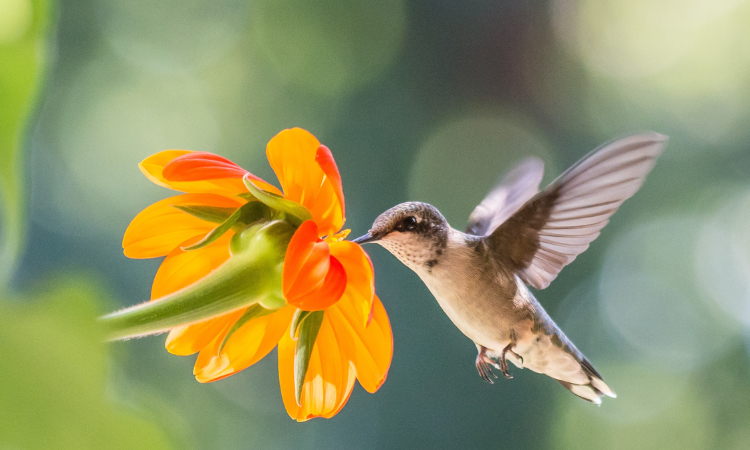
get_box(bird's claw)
[475,346,500,383]
[498,354,513,379]
[476,357,498,383]
[499,342,522,379]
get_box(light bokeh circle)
[599,217,739,372]
[552,366,711,450]
[550,0,750,147]
[95,0,248,73]
[695,188,750,327]
[49,59,222,236]
[409,114,556,228]
[251,0,407,97]
[551,0,749,80]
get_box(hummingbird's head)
[353,202,449,271]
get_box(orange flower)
[122,128,392,421]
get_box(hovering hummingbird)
[353,133,667,404]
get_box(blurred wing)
[466,157,545,236]
[486,133,668,289]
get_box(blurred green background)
[2,0,750,448]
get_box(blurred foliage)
[3,0,750,448]
[0,0,50,286]
[0,276,174,450]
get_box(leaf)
[100,220,295,340]
[171,204,237,224]
[0,0,52,288]
[294,309,324,405]
[218,303,275,352]
[243,175,312,225]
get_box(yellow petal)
[151,233,234,299]
[328,295,392,393]
[278,314,356,421]
[193,307,294,383]
[123,193,241,259]
[329,240,375,324]
[165,310,243,356]
[266,128,344,237]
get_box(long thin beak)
[352,232,379,245]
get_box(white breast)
[415,230,516,348]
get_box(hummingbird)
[353,133,667,404]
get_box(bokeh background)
[2,0,750,448]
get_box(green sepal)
[290,309,313,340]
[218,303,275,352]
[172,204,237,224]
[235,201,272,226]
[100,220,295,341]
[294,310,324,405]
[243,176,312,226]
[182,202,273,251]
[182,208,242,251]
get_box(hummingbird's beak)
[352,232,379,245]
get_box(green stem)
[101,220,293,341]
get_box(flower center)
[324,229,351,244]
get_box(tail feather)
[555,357,616,405]
[557,380,603,405]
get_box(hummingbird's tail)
[503,306,617,405]
[553,357,616,405]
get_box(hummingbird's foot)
[475,346,499,383]
[499,343,522,379]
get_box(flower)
[121,128,392,421]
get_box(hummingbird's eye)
[398,216,418,232]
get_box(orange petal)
[288,256,347,311]
[193,307,295,382]
[278,314,356,421]
[123,193,242,259]
[315,145,345,220]
[329,240,375,324]
[140,150,281,197]
[163,152,248,181]
[282,221,330,299]
[283,222,348,310]
[328,295,392,393]
[266,128,344,236]
[162,152,278,195]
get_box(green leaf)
[0,0,52,288]
[182,208,242,251]
[218,303,275,352]
[100,220,295,341]
[243,175,312,225]
[171,204,237,224]
[294,310,324,405]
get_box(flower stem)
[101,220,294,341]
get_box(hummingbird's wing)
[466,157,545,236]
[485,133,667,289]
